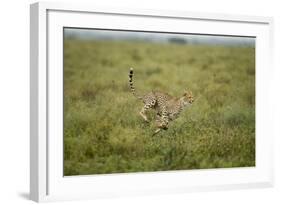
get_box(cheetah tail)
[128,68,142,100]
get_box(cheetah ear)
[183,89,192,96]
[183,90,188,96]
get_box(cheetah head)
[182,90,194,105]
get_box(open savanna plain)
[63,39,255,175]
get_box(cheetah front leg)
[159,108,169,129]
[139,106,149,122]
[139,103,154,122]
[153,114,162,135]
[153,108,169,135]
[153,128,162,135]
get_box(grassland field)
[63,39,255,176]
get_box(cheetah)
[128,68,194,135]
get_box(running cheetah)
[128,68,194,135]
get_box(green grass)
[63,39,255,176]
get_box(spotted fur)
[128,68,194,135]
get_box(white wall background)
[0,0,280,204]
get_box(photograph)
[63,28,255,176]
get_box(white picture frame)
[30,1,274,202]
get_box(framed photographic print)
[30,2,274,202]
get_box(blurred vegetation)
[63,39,255,176]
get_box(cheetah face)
[183,90,194,105]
